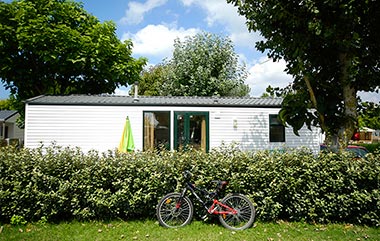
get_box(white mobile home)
[0,110,24,146]
[25,95,322,153]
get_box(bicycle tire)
[218,193,255,231]
[156,192,194,228]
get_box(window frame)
[143,111,171,151]
[174,111,209,152]
[269,114,285,142]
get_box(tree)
[0,97,17,110]
[358,102,380,130]
[227,0,380,147]
[137,64,169,96]
[0,99,11,110]
[0,0,146,102]
[151,32,250,97]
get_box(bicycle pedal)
[201,215,208,220]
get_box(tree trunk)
[339,83,357,148]
[337,53,358,149]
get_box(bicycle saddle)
[218,181,228,190]
[212,180,228,191]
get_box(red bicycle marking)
[207,199,238,215]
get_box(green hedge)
[357,143,380,153]
[0,145,379,226]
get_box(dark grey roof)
[0,110,18,121]
[26,95,282,108]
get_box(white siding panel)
[209,107,321,153]
[285,126,322,154]
[210,108,273,150]
[25,105,143,153]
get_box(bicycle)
[156,171,256,231]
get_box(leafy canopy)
[358,102,380,130]
[228,0,380,146]
[0,0,146,101]
[0,97,18,110]
[139,32,250,97]
[137,64,168,96]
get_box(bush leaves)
[0,145,378,226]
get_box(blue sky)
[1,0,378,102]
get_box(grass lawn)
[0,219,378,241]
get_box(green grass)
[0,219,378,241]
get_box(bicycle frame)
[157,171,256,230]
[178,181,237,216]
[207,199,238,215]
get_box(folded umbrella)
[118,117,135,153]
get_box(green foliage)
[10,215,27,226]
[227,0,380,146]
[135,64,169,96]
[0,99,11,110]
[357,143,380,153]
[0,0,146,117]
[0,145,379,226]
[146,32,250,97]
[0,97,18,110]
[358,102,380,130]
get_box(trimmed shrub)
[357,143,380,153]
[0,145,379,226]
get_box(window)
[0,125,8,139]
[364,132,371,141]
[269,114,285,142]
[175,112,209,152]
[143,111,170,150]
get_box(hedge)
[357,143,380,153]
[0,144,379,226]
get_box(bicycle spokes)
[218,194,255,230]
[223,197,251,222]
[157,193,194,228]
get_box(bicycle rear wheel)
[218,193,255,231]
[156,192,194,228]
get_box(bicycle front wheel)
[156,192,194,228]
[218,193,255,231]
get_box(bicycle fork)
[175,187,189,209]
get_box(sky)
[0,0,379,102]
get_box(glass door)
[174,112,209,152]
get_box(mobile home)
[0,110,24,146]
[25,95,322,153]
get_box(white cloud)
[180,0,236,26]
[120,0,167,25]
[122,24,200,63]
[179,0,262,47]
[180,0,194,6]
[247,57,293,97]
